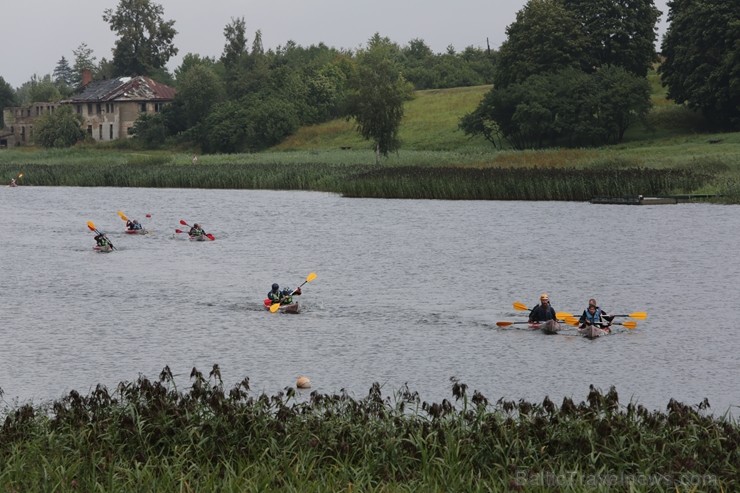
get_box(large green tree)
[494,0,588,89]
[563,0,660,77]
[103,0,178,77]
[659,0,740,129]
[34,105,85,148]
[346,34,413,164]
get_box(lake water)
[1,186,738,416]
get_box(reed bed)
[1,162,719,202]
[0,368,737,492]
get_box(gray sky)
[2,0,670,89]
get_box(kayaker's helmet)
[282,288,291,296]
[540,293,549,302]
[272,283,279,291]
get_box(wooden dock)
[590,194,718,205]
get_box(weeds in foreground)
[0,368,737,492]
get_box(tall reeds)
[0,369,737,491]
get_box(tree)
[494,0,588,88]
[129,113,167,148]
[103,0,178,77]
[563,0,660,77]
[34,105,85,148]
[346,34,413,164]
[0,76,17,127]
[28,74,62,102]
[659,0,740,129]
[53,56,75,88]
[175,64,225,129]
[72,43,97,85]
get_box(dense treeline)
[1,0,739,154]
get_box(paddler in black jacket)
[529,293,557,322]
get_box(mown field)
[2,79,739,202]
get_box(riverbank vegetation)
[2,83,739,202]
[0,368,737,491]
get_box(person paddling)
[126,219,143,231]
[579,298,613,332]
[528,293,557,322]
[94,233,111,248]
[267,283,302,305]
[9,178,17,187]
[189,223,205,237]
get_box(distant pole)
[486,37,491,56]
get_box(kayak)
[125,228,148,235]
[93,244,113,253]
[529,320,562,334]
[579,325,610,339]
[189,234,213,241]
[263,299,301,314]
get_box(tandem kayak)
[93,244,113,253]
[578,325,610,339]
[263,299,301,314]
[529,320,562,334]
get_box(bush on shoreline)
[1,367,737,492]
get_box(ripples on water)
[1,187,738,415]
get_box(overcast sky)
[2,0,670,88]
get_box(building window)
[97,103,102,114]
[87,125,93,136]
[76,105,82,114]
[110,124,113,139]
[21,127,25,142]
[154,102,165,112]
[87,103,93,114]
[140,103,147,112]
[99,125,103,139]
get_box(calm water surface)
[1,186,738,415]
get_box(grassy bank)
[2,84,739,202]
[1,368,737,492]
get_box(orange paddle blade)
[622,321,638,329]
[87,220,96,231]
[556,311,574,320]
[513,301,529,311]
[496,321,514,327]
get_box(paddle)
[270,272,317,313]
[86,220,116,250]
[117,210,129,222]
[557,310,647,320]
[567,318,638,330]
[179,219,215,241]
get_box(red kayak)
[125,228,148,235]
[189,234,215,241]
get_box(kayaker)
[267,283,281,304]
[94,233,110,247]
[267,283,302,305]
[130,219,143,230]
[528,293,557,322]
[189,223,205,237]
[9,178,17,187]
[579,299,613,331]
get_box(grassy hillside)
[273,85,492,152]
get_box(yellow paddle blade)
[513,301,529,311]
[269,303,281,313]
[622,321,638,329]
[306,272,317,283]
[87,220,96,231]
[556,311,574,320]
[117,210,128,221]
[563,316,580,326]
[18,173,23,179]
[496,321,514,327]
[629,312,647,320]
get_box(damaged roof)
[62,76,176,103]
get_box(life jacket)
[267,290,281,303]
[583,308,602,325]
[190,228,203,236]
